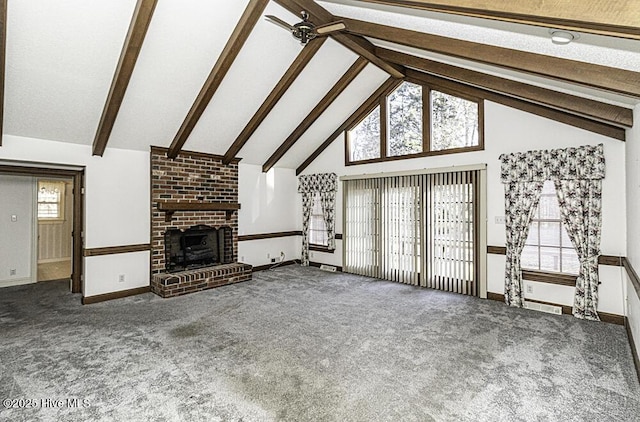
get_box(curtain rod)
[339,163,487,181]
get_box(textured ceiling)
[3,0,639,170]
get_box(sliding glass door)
[344,169,481,296]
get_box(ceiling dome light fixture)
[550,30,577,45]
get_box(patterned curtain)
[503,181,544,307]
[500,144,605,318]
[555,180,602,321]
[319,191,336,250]
[298,173,338,266]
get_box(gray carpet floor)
[1,265,638,421]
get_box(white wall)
[0,174,35,286]
[303,100,627,315]
[626,104,640,357]
[0,135,150,297]
[238,163,302,267]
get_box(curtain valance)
[298,173,337,193]
[500,144,605,183]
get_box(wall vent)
[319,264,337,272]
[524,300,562,315]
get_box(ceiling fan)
[265,11,346,45]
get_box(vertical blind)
[344,170,479,296]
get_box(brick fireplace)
[150,146,251,298]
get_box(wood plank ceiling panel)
[351,0,640,40]
[342,18,640,97]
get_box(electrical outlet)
[526,284,533,294]
[241,256,245,262]
[271,258,276,263]
[495,216,505,224]
[267,253,270,259]
[10,269,16,276]
[118,274,126,283]
[10,215,17,222]
[310,252,314,258]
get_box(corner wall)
[302,101,627,316]
[238,163,302,267]
[626,104,640,359]
[0,135,150,297]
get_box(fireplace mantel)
[157,201,241,222]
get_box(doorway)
[36,177,74,282]
[0,164,84,294]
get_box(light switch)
[10,215,17,222]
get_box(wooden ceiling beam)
[167,0,269,159]
[404,68,626,141]
[0,0,8,146]
[222,37,326,165]
[274,0,404,78]
[377,47,633,128]
[92,0,158,156]
[342,17,640,97]
[351,0,640,40]
[262,56,369,172]
[296,77,402,175]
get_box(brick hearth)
[150,147,251,298]
[151,263,252,298]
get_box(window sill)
[346,144,484,166]
[521,269,577,286]
[309,245,334,254]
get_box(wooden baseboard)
[625,317,640,383]
[486,291,623,325]
[82,286,150,304]
[251,260,298,272]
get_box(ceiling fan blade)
[315,21,346,35]
[265,15,295,32]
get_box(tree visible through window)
[346,81,482,165]
[521,181,579,274]
[387,82,422,157]
[348,106,381,162]
[309,193,328,247]
[431,90,479,151]
[37,180,66,221]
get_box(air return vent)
[319,264,337,272]
[524,301,562,315]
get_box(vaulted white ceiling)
[3,0,639,170]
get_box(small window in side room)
[37,180,66,221]
[348,106,381,162]
[308,193,328,247]
[431,90,479,152]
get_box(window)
[346,80,482,165]
[521,181,580,274]
[37,180,66,221]
[387,82,423,157]
[431,90,479,151]
[348,106,381,162]
[344,169,480,295]
[308,193,328,247]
